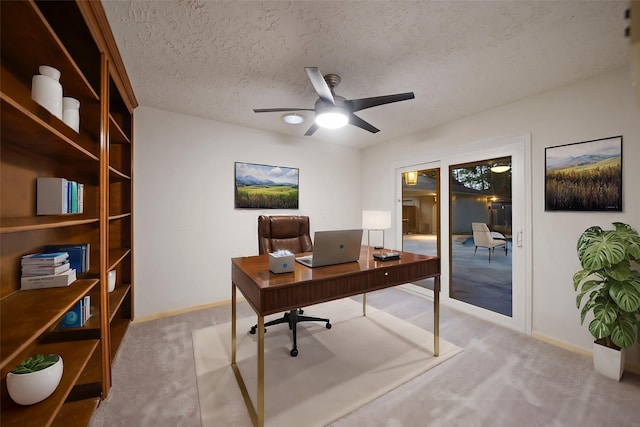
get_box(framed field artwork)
[545,136,622,211]
[234,162,299,209]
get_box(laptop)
[296,229,363,268]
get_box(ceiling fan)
[253,67,415,136]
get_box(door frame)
[394,133,532,334]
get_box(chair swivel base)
[249,308,332,357]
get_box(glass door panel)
[449,157,513,316]
[401,168,439,290]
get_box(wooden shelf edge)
[0,216,100,234]
[108,113,131,144]
[108,284,131,322]
[108,248,131,271]
[0,339,99,427]
[107,213,131,221]
[108,165,131,180]
[109,316,130,362]
[0,279,99,374]
[0,93,99,162]
[52,397,100,427]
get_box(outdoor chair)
[471,222,507,263]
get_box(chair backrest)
[258,215,313,255]
[471,222,494,247]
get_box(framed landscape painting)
[545,136,622,211]
[234,162,299,209]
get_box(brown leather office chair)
[250,215,332,357]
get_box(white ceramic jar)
[62,97,80,132]
[6,356,64,405]
[31,65,63,119]
[108,270,116,292]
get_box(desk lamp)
[362,210,391,249]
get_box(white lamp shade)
[362,210,391,230]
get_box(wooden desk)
[231,246,440,427]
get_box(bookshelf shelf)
[0,339,99,427]
[1,1,136,424]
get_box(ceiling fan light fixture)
[315,107,348,129]
[490,165,511,173]
[281,113,305,125]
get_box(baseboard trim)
[532,331,640,375]
[531,331,591,357]
[133,296,246,323]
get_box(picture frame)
[234,162,299,209]
[545,136,622,211]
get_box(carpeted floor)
[89,287,640,427]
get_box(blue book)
[21,252,69,266]
[44,243,89,273]
[59,299,85,328]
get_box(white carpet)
[192,298,462,427]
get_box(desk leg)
[434,275,440,357]
[257,315,265,427]
[362,293,367,317]
[231,284,237,364]
[230,283,264,427]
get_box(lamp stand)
[367,229,384,250]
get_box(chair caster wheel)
[326,323,332,329]
[299,309,304,315]
[290,348,298,357]
[249,326,266,335]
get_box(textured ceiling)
[102,1,630,149]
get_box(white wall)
[361,67,640,359]
[133,107,362,318]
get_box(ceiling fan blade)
[346,92,415,113]
[304,123,319,136]
[253,108,314,113]
[349,113,380,133]
[305,67,335,105]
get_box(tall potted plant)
[573,222,640,380]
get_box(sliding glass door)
[395,134,531,333]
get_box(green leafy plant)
[573,222,640,349]
[10,354,60,374]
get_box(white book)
[37,177,68,215]
[22,261,70,276]
[20,269,76,290]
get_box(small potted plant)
[573,222,640,380]
[6,354,64,405]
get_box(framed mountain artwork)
[234,162,299,209]
[545,136,622,211]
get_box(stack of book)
[20,252,77,290]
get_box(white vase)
[108,270,116,292]
[62,97,80,132]
[31,65,63,119]
[6,356,64,405]
[592,341,625,380]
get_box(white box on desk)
[269,251,295,274]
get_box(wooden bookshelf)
[0,1,136,425]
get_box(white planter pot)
[6,356,64,405]
[592,341,625,381]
